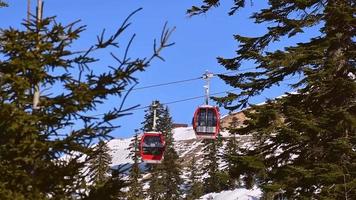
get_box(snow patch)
[173,127,197,141]
[199,187,262,200]
[107,138,132,166]
[180,141,201,157]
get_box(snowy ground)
[199,187,262,200]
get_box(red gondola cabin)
[140,132,165,164]
[193,105,220,139]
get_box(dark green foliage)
[0,1,7,7]
[161,149,182,199]
[88,140,112,186]
[149,146,182,200]
[0,7,174,199]
[147,165,166,200]
[188,0,246,16]
[223,126,240,188]
[229,153,265,190]
[202,137,229,193]
[85,167,128,200]
[160,108,182,200]
[160,107,174,142]
[127,130,144,200]
[189,0,355,199]
[185,156,204,200]
[202,139,220,193]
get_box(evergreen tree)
[127,130,144,200]
[142,102,182,199]
[160,107,182,200]
[159,107,173,139]
[88,140,112,186]
[189,0,355,199]
[0,4,174,199]
[142,101,165,200]
[202,136,229,194]
[0,1,7,7]
[147,165,165,200]
[141,100,165,132]
[223,117,240,188]
[86,166,128,200]
[202,139,219,193]
[185,156,204,200]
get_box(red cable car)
[193,105,220,139]
[140,132,165,164]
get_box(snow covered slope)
[108,127,258,199]
[109,127,200,166]
[173,127,196,141]
[107,138,132,166]
[108,126,254,171]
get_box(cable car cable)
[123,67,256,92]
[129,76,300,111]
[126,76,202,91]
[130,88,240,111]
[92,76,300,116]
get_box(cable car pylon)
[192,71,221,140]
[140,101,166,164]
[203,70,214,105]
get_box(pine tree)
[141,100,165,132]
[202,139,219,193]
[162,149,182,199]
[0,4,174,199]
[88,140,112,186]
[142,102,182,199]
[86,139,135,200]
[86,165,128,200]
[185,156,204,200]
[223,117,240,188]
[0,1,7,7]
[147,165,165,200]
[142,101,165,200]
[202,136,229,194]
[127,130,144,200]
[160,107,182,200]
[189,0,355,199]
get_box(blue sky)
[1,1,317,138]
